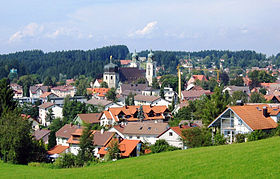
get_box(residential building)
[100,105,171,126]
[47,145,69,159]
[119,83,149,95]
[51,85,76,97]
[86,98,120,111]
[86,88,110,99]
[73,113,103,125]
[10,83,23,98]
[187,75,207,86]
[208,104,279,143]
[56,124,80,146]
[29,85,49,98]
[134,94,170,107]
[158,125,190,149]
[109,122,169,144]
[33,129,51,144]
[181,89,212,101]
[21,114,40,131]
[98,139,141,158]
[39,92,59,103]
[223,86,250,96]
[38,102,63,126]
[90,79,103,88]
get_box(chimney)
[263,106,269,117]
[101,128,104,134]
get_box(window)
[231,119,234,127]
[129,136,132,139]
[137,136,140,139]
[106,76,108,80]
[111,76,113,80]
[238,119,242,125]
[169,132,173,136]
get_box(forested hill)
[0,45,129,80]
[0,45,276,80]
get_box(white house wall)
[158,129,183,149]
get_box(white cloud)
[129,21,158,37]
[9,23,44,43]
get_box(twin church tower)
[103,50,156,88]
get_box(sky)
[1,0,280,55]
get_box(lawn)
[0,137,280,178]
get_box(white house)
[158,125,190,149]
[109,122,169,144]
[55,124,79,146]
[134,94,170,107]
[86,98,120,111]
[39,92,59,103]
[29,85,49,98]
[51,85,76,97]
[208,104,279,143]
[90,79,102,88]
[38,102,63,126]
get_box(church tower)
[146,50,156,86]
[103,56,119,88]
[130,50,139,68]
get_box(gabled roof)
[181,90,212,99]
[134,94,160,102]
[119,67,145,83]
[51,85,74,92]
[93,131,115,146]
[47,145,69,155]
[120,60,132,65]
[158,125,190,138]
[77,113,103,124]
[56,124,79,139]
[208,104,278,130]
[86,98,113,106]
[38,102,55,109]
[122,122,169,135]
[98,139,140,157]
[120,83,149,93]
[39,92,58,98]
[33,129,50,141]
[30,85,49,94]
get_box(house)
[141,87,176,102]
[98,139,141,158]
[86,98,120,111]
[100,105,171,126]
[39,92,59,103]
[10,83,23,98]
[109,122,169,144]
[67,128,116,156]
[208,104,279,143]
[86,88,110,99]
[173,100,189,114]
[33,129,51,144]
[66,79,75,86]
[158,125,190,149]
[134,94,170,107]
[119,83,149,95]
[223,86,250,96]
[38,102,63,126]
[187,75,207,86]
[47,145,69,159]
[264,95,280,103]
[90,79,103,88]
[73,113,103,125]
[181,89,212,101]
[21,114,40,130]
[51,85,76,97]
[56,124,80,146]
[29,85,49,98]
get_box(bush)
[150,139,179,153]
[235,133,246,143]
[213,133,226,146]
[247,130,267,141]
[181,127,212,148]
[54,153,77,168]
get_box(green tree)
[63,96,87,123]
[136,77,146,84]
[181,127,212,148]
[107,140,120,160]
[137,105,145,122]
[105,88,117,102]
[230,76,244,86]
[76,123,95,166]
[152,77,160,89]
[75,75,90,96]
[160,87,165,99]
[0,78,17,117]
[0,112,34,164]
[48,131,57,150]
[231,91,249,105]
[100,81,108,88]
[150,139,178,153]
[259,88,267,95]
[220,72,229,86]
[46,108,54,124]
[43,76,54,86]
[249,92,266,103]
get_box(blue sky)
[1,0,280,55]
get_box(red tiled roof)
[120,60,132,65]
[47,145,69,155]
[193,75,207,81]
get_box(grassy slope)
[0,137,280,178]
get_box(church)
[103,50,157,88]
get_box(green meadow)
[1,137,279,178]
